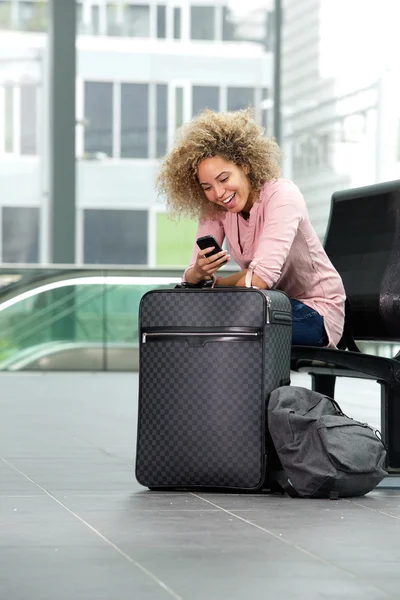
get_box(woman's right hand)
[191,247,230,282]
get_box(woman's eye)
[220,177,228,183]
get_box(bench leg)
[380,382,400,473]
[310,374,336,398]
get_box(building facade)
[281,0,400,239]
[0,0,273,265]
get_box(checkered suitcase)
[135,288,292,491]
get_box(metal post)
[48,0,76,264]
[273,0,282,146]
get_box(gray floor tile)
[0,372,399,600]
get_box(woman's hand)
[189,247,230,283]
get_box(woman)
[156,109,345,347]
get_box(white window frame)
[214,5,223,41]
[0,87,5,155]
[13,85,21,155]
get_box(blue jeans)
[290,299,328,346]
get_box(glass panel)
[173,6,181,39]
[2,207,40,263]
[261,87,268,132]
[92,5,100,35]
[156,213,198,266]
[192,85,219,116]
[227,87,254,111]
[222,7,235,41]
[76,2,83,34]
[223,4,268,43]
[20,84,37,155]
[123,4,150,37]
[156,84,168,158]
[20,0,48,32]
[84,81,113,157]
[175,87,183,130]
[4,85,13,152]
[157,5,166,39]
[190,6,215,41]
[106,2,120,36]
[18,1,35,30]
[120,83,149,158]
[83,209,148,265]
[0,0,12,29]
[0,268,183,371]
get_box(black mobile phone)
[196,235,226,260]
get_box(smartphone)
[196,235,227,261]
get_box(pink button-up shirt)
[184,178,345,347]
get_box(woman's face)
[197,156,253,214]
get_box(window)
[0,1,12,29]
[156,213,197,266]
[261,88,269,132]
[173,7,181,39]
[222,7,236,41]
[20,84,37,155]
[83,209,148,265]
[106,2,120,36]
[156,84,168,158]
[227,87,254,111]
[20,0,47,32]
[175,87,184,130]
[2,207,40,263]
[91,5,100,35]
[123,4,150,37]
[84,82,113,157]
[76,2,84,34]
[319,132,331,167]
[157,5,166,38]
[18,1,35,30]
[192,86,219,116]
[120,83,149,159]
[190,6,215,41]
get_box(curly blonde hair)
[156,108,281,219]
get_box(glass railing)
[0,265,204,371]
[0,264,395,371]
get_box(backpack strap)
[269,471,300,498]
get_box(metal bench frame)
[290,180,400,473]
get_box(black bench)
[291,179,400,474]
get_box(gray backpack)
[268,386,387,498]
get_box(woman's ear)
[243,164,250,175]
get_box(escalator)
[0,266,181,371]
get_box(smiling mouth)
[222,193,235,206]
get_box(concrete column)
[48,0,76,264]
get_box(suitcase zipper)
[142,331,260,344]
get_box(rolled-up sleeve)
[249,184,304,288]
[182,218,225,282]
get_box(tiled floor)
[0,372,399,600]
